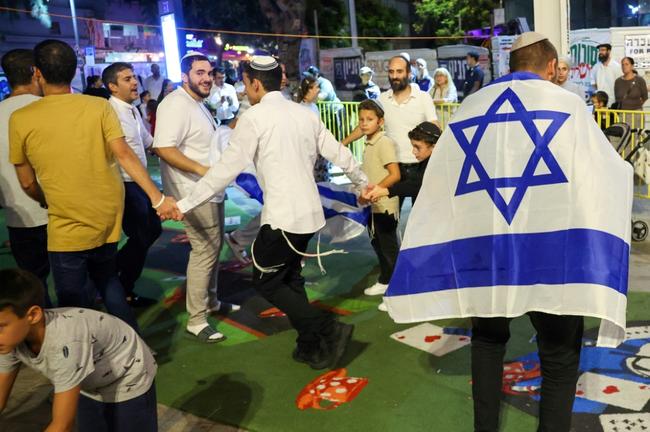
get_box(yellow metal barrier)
[317,101,460,162]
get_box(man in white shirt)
[176,56,368,369]
[590,43,621,107]
[153,52,227,343]
[103,62,162,307]
[144,64,164,100]
[207,67,239,126]
[0,49,50,305]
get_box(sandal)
[186,325,227,343]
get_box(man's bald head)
[389,55,410,72]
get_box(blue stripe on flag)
[323,206,371,225]
[387,229,629,297]
[486,71,542,87]
[317,184,359,207]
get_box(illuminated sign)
[225,44,254,54]
[160,13,181,82]
[185,33,204,49]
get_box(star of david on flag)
[384,73,634,347]
[450,87,570,224]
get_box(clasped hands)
[156,196,184,221]
[358,184,389,206]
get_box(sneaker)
[292,346,330,370]
[364,282,388,296]
[209,300,242,313]
[224,232,251,264]
[325,321,354,369]
[378,301,388,312]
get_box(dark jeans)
[471,313,584,432]
[398,162,420,210]
[7,224,51,307]
[252,225,335,353]
[49,242,138,330]
[117,182,162,295]
[76,383,157,432]
[368,212,399,284]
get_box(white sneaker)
[224,232,251,264]
[364,282,388,296]
[209,300,242,313]
[378,301,388,312]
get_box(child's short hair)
[358,99,384,118]
[0,268,44,317]
[408,122,442,146]
[593,91,609,107]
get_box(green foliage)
[306,0,403,50]
[414,0,499,37]
[356,0,403,51]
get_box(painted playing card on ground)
[390,323,471,357]
[599,413,650,432]
[576,372,650,411]
[625,326,650,341]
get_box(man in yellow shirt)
[9,39,179,328]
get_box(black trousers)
[368,212,399,284]
[7,224,51,307]
[117,182,162,295]
[252,225,334,352]
[471,313,584,432]
[398,162,420,210]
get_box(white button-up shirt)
[591,60,622,105]
[153,87,224,202]
[207,83,239,122]
[177,91,368,234]
[109,96,153,182]
[379,87,438,164]
[144,75,164,99]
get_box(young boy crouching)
[0,268,157,431]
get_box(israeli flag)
[235,174,369,243]
[385,72,633,347]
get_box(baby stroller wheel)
[632,220,648,242]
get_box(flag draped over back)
[385,72,633,347]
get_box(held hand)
[156,196,183,221]
[367,185,389,202]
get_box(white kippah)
[181,50,204,61]
[511,32,549,52]
[250,56,279,71]
[399,52,411,62]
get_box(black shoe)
[292,347,330,370]
[325,322,354,369]
[127,296,158,308]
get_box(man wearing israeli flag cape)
[384,32,633,431]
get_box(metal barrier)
[317,103,650,199]
[317,101,461,162]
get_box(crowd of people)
[0,31,642,431]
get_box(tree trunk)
[258,0,306,82]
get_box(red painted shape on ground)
[602,385,620,394]
[312,300,353,316]
[424,335,442,343]
[397,336,405,340]
[163,287,185,306]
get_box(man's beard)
[390,76,409,92]
[189,79,210,98]
[598,53,609,63]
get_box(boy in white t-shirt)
[0,269,157,431]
